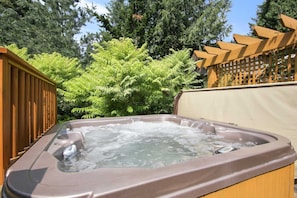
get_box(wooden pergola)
[194,14,297,87]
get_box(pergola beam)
[193,50,216,59]
[194,14,297,68]
[280,14,297,30]
[233,34,263,45]
[253,25,283,38]
[204,46,229,55]
[217,41,245,50]
[194,51,217,68]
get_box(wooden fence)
[0,48,57,184]
[194,14,297,87]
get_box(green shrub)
[6,44,30,60]
[64,38,199,118]
[29,53,82,121]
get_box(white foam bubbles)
[60,121,256,172]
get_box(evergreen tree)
[252,0,297,32]
[97,0,231,58]
[0,0,93,58]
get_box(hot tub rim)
[3,114,297,198]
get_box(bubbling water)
[59,121,257,172]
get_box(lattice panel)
[215,46,296,87]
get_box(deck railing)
[194,14,297,87]
[0,47,57,184]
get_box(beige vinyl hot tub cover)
[175,82,297,157]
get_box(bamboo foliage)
[194,14,297,87]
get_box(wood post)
[0,53,11,185]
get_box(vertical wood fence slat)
[268,53,273,83]
[274,52,278,82]
[0,48,56,184]
[52,85,57,123]
[38,80,43,137]
[239,60,243,84]
[256,56,261,84]
[280,52,283,82]
[0,54,11,184]
[287,48,292,81]
[30,76,35,143]
[37,80,42,138]
[46,83,49,130]
[11,67,19,158]
[252,57,256,84]
[33,77,38,141]
[25,74,30,147]
[18,70,25,154]
[42,82,44,131]
[49,86,53,127]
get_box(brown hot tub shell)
[2,114,297,197]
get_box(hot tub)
[2,114,297,197]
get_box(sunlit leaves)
[64,38,199,118]
[5,44,30,60]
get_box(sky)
[79,0,264,42]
